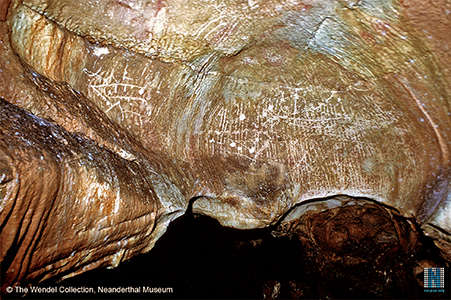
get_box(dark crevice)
[6,205,450,300]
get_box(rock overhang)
[0,0,450,288]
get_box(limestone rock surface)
[0,0,450,288]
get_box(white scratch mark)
[113,190,120,214]
[93,46,110,57]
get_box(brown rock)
[0,0,449,289]
[0,98,161,286]
[0,0,10,20]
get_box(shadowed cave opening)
[11,205,450,300]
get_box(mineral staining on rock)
[0,98,178,286]
[0,0,450,288]
[9,0,449,225]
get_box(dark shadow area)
[3,209,449,300]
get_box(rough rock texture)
[8,0,451,226]
[0,12,186,286]
[0,98,161,284]
[0,0,450,291]
[272,196,445,298]
[276,197,420,291]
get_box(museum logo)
[424,267,445,293]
